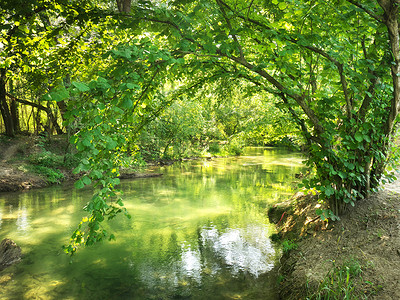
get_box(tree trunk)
[380,0,400,136]
[0,69,15,137]
[116,0,131,13]
[10,80,19,133]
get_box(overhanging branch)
[345,0,384,23]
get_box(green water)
[0,147,304,299]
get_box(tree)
[0,0,121,135]
[124,0,400,218]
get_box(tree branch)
[228,55,325,135]
[215,0,353,119]
[345,0,384,23]
[279,93,315,146]
[6,93,50,112]
[216,0,271,31]
[216,0,244,59]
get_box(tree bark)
[0,69,15,137]
[379,0,400,136]
[116,0,131,13]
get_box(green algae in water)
[0,148,304,299]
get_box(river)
[0,147,304,299]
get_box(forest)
[1,0,400,255]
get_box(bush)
[28,150,63,167]
[224,138,245,156]
[208,142,221,154]
[27,165,65,184]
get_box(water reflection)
[16,206,30,233]
[0,147,304,299]
[200,224,275,277]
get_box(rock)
[0,238,22,272]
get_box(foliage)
[21,135,66,183]
[137,98,214,160]
[281,239,299,254]
[28,150,63,167]
[61,39,180,254]
[123,0,400,218]
[0,0,123,136]
[27,165,65,184]
[136,78,291,160]
[63,0,400,250]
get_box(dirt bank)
[274,183,400,299]
[0,135,162,193]
[0,136,54,192]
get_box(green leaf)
[121,98,133,108]
[354,132,363,142]
[126,83,140,89]
[82,138,91,147]
[316,209,327,221]
[278,2,287,10]
[72,81,90,92]
[106,139,117,150]
[74,180,85,189]
[325,186,335,197]
[82,176,92,185]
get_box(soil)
[0,136,50,192]
[273,184,400,299]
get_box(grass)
[281,239,299,254]
[306,258,382,300]
[26,165,65,184]
[23,135,69,184]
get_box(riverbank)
[273,185,400,299]
[0,135,66,192]
[0,135,165,193]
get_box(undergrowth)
[306,258,382,299]
[25,135,67,184]
[26,165,65,184]
[281,239,299,254]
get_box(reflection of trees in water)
[133,217,277,298]
[198,224,275,277]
